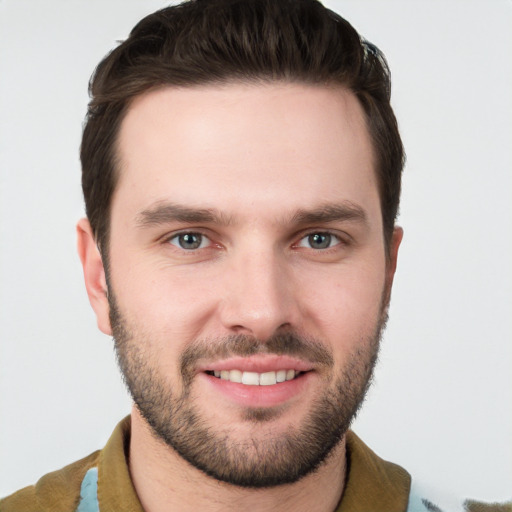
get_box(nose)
[218,248,299,341]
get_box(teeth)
[211,369,299,385]
[260,371,277,386]
[242,371,260,385]
[229,369,243,383]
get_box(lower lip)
[199,372,313,408]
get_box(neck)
[128,407,347,512]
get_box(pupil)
[179,233,201,249]
[309,233,330,249]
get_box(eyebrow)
[136,202,232,227]
[135,200,368,228]
[290,202,368,226]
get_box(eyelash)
[294,230,345,250]
[163,229,349,252]
[165,230,213,251]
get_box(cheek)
[111,258,221,344]
[299,261,386,344]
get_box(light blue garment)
[406,490,433,512]
[75,467,100,512]
[406,479,467,512]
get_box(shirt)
[1,416,508,512]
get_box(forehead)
[113,82,380,225]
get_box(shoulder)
[0,450,100,512]
[342,433,511,512]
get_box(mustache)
[180,332,334,381]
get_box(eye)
[297,232,341,250]
[168,232,210,250]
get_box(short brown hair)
[81,0,404,254]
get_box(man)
[1,1,509,511]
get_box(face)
[80,83,401,487]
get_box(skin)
[77,82,402,512]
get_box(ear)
[384,226,403,301]
[76,218,112,335]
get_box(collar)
[97,417,410,512]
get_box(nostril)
[230,325,252,335]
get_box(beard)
[109,291,387,488]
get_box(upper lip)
[196,354,315,374]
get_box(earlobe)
[76,218,112,335]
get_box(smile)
[206,369,303,386]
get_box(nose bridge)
[219,243,296,339]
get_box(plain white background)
[0,0,511,502]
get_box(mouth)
[196,355,317,407]
[205,369,306,386]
